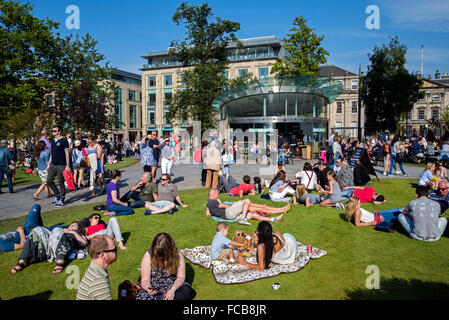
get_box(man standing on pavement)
[0,140,14,194]
[76,235,117,300]
[46,126,70,207]
[148,131,161,181]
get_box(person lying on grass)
[11,222,88,275]
[0,204,65,253]
[78,213,127,250]
[206,189,286,226]
[345,196,401,227]
[237,221,298,269]
[318,170,345,209]
[340,186,386,205]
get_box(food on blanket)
[232,230,257,258]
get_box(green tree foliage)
[362,36,423,133]
[271,16,329,76]
[167,2,240,130]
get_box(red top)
[86,224,106,236]
[353,187,375,203]
[230,183,255,196]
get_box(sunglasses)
[439,188,448,191]
[161,178,168,181]
[102,247,117,254]
[52,129,59,132]
[92,216,100,220]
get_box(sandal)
[11,261,26,274]
[33,194,40,201]
[53,263,64,274]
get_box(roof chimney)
[435,69,441,79]
[428,74,432,79]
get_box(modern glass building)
[213,75,343,151]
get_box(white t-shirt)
[295,170,317,190]
[360,208,374,223]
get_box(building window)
[148,92,156,107]
[432,109,439,120]
[336,101,343,114]
[163,108,169,124]
[335,122,342,128]
[128,90,135,101]
[164,74,172,86]
[238,69,248,77]
[129,105,136,128]
[223,70,229,79]
[148,76,156,87]
[258,67,268,80]
[351,81,358,90]
[164,92,172,106]
[351,101,357,113]
[432,94,440,101]
[148,109,155,125]
[406,111,412,120]
[418,109,425,120]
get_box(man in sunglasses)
[429,181,449,214]
[77,235,117,300]
[144,174,188,215]
[46,126,70,207]
[148,131,161,180]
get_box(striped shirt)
[76,261,112,300]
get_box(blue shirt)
[50,137,69,165]
[269,180,284,193]
[418,170,433,186]
[0,146,14,167]
[37,150,50,171]
[210,232,231,260]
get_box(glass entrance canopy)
[212,75,343,120]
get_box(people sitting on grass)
[293,162,317,193]
[253,176,265,194]
[269,171,297,204]
[417,162,435,187]
[295,184,321,207]
[0,204,64,253]
[274,161,288,181]
[237,221,298,269]
[144,173,188,216]
[314,161,331,190]
[336,160,354,188]
[206,189,286,226]
[210,222,245,264]
[79,213,127,250]
[429,181,449,214]
[340,186,386,204]
[317,170,345,209]
[105,170,135,216]
[120,172,158,208]
[11,222,88,274]
[398,186,447,242]
[435,161,448,181]
[345,196,400,227]
[136,233,196,300]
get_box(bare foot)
[283,203,291,212]
[118,241,127,250]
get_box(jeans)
[47,164,66,200]
[0,165,13,192]
[106,204,134,216]
[398,214,447,241]
[217,175,238,193]
[331,152,341,170]
[93,217,124,242]
[388,154,406,175]
[378,208,402,224]
[120,190,146,208]
[340,188,354,201]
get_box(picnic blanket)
[181,242,327,285]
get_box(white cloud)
[380,0,449,32]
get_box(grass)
[1,157,139,189]
[0,178,449,300]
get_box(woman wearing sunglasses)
[79,213,127,250]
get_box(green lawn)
[0,178,448,300]
[1,157,139,189]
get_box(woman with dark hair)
[318,170,345,209]
[294,162,318,193]
[79,213,127,250]
[269,170,297,204]
[136,233,196,300]
[33,140,53,200]
[237,221,298,269]
[253,176,265,194]
[104,170,134,216]
[10,222,87,274]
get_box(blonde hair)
[425,162,434,172]
[341,161,349,170]
[296,184,306,201]
[345,197,360,222]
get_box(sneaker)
[238,218,251,226]
[383,172,387,176]
[144,210,152,216]
[55,199,64,208]
[226,193,235,197]
[68,250,77,260]
[396,171,401,175]
[336,202,345,210]
[403,173,409,177]
[51,197,59,205]
[272,214,285,224]
[77,250,86,259]
[167,209,174,215]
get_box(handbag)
[118,280,141,300]
[397,151,407,163]
[79,157,90,168]
[222,153,235,166]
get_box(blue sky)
[25,0,449,77]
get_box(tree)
[362,36,423,133]
[167,2,240,130]
[270,16,329,76]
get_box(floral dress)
[136,250,177,300]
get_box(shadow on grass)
[185,262,195,286]
[11,290,53,300]
[173,177,185,184]
[346,277,449,300]
[122,232,131,244]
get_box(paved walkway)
[0,157,423,221]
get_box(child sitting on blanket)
[210,223,245,264]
